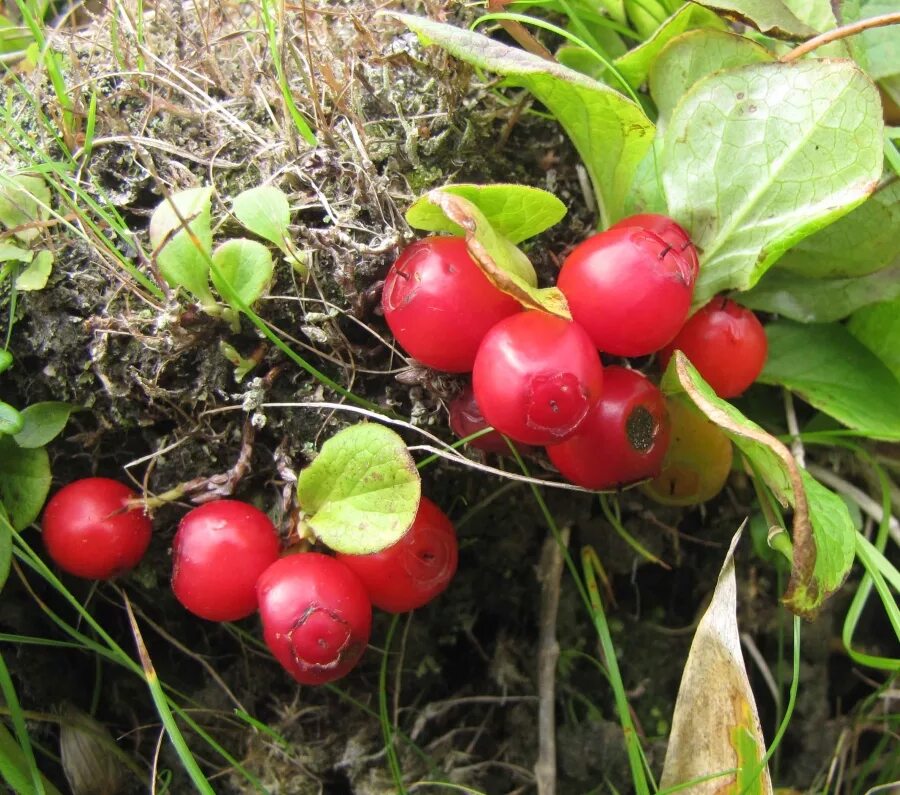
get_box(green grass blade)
[0,651,46,794]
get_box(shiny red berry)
[337,497,458,613]
[256,553,372,686]
[171,500,281,622]
[558,226,696,356]
[659,298,767,398]
[42,478,151,580]
[610,213,699,281]
[473,312,604,446]
[547,367,670,490]
[381,236,521,372]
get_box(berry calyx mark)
[626,405,656,453]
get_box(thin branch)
[781,13,900,63]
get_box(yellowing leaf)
[660,527,773,794]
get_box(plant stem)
[781,12,900,63]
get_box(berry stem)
[781,12,900,63]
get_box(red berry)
[610,213,699,281]
[473,312,604,446]
[449,385,522,455]
[381,236,521,372]
[337,497,458,613]
[171,500,281,622]
[42,478,151,580]
[558,226,696,356]
[547,367,670,490]
[659,298,767,398]
[256,553,371,685]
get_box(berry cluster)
[383,214,767,493]
[41,480,457,685]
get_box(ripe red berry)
[381,236,521,372]
[42,478,151,580]
[473,311,604,446]
[609,213,699,281]
[171,500,281,622]
[256,553,371,686]
[547,367,670,490]
[659,298,767,398]
[558,226,696,356]
[449,385,520,455]
[337,497,458,613]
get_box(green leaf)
[848,298,900,383]
[392,12,655,226]
[0,174,50,245]
[0,436,50,531]
[662,352,854,617]
[623,137,667,216]
[649,29,773,124]
[0,402,23,436]
[232,185,291,250]
[759,321,900,441]
[614,3,726,89]
[13,249,53,291]
[406,183,566,244]
[775,178,900,278]
[663,60,884,304]
[12,402,77,449]
[210,239,274,310]
[416,189,570,317]
[695,0,817,39]
[783,0,836,32]
[296,423,421,555]
[148,187,215,306]
[0,243,33,263]
[740,264,900,322]
[841,0,900,105]
[0,350,12,374]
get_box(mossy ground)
[0,2,893,793]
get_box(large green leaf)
[775,178,900,278]
[392,13,655,226]
[696,0,817,38]
[662,352,855,617]
[848,298,900,383]
[784,0,836,32]
[614,3,726,89]
[14,250,53,291]
[406,183,566,244]
[663,60,883,304]
[296,423,421,555]
[0,503,11,594]
[741,265,900,322]
[649,29,773,124]
[148,187,215,306]
[232,185,290,249]
[759,321,900,441]
[410,189,570,317]
[0,437,50,531]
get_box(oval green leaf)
[12,402,78,449]
[14,250,53,291]
[406,183,566,245]
[759,321,900,441]
[392,12,654,226]
[296,423,421,555]
[662,352,855,617]
[210,238,274,310]
[0,350,12,375]
[0,436,51,531]
[695,0,816,39]
[663,59,884,304]
[0,402,23,436]
[0,174,50,245]
[233,186,291,250]
[149,187,215,305]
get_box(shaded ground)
[0,1,894,793]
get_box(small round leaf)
[296,423,420,555]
